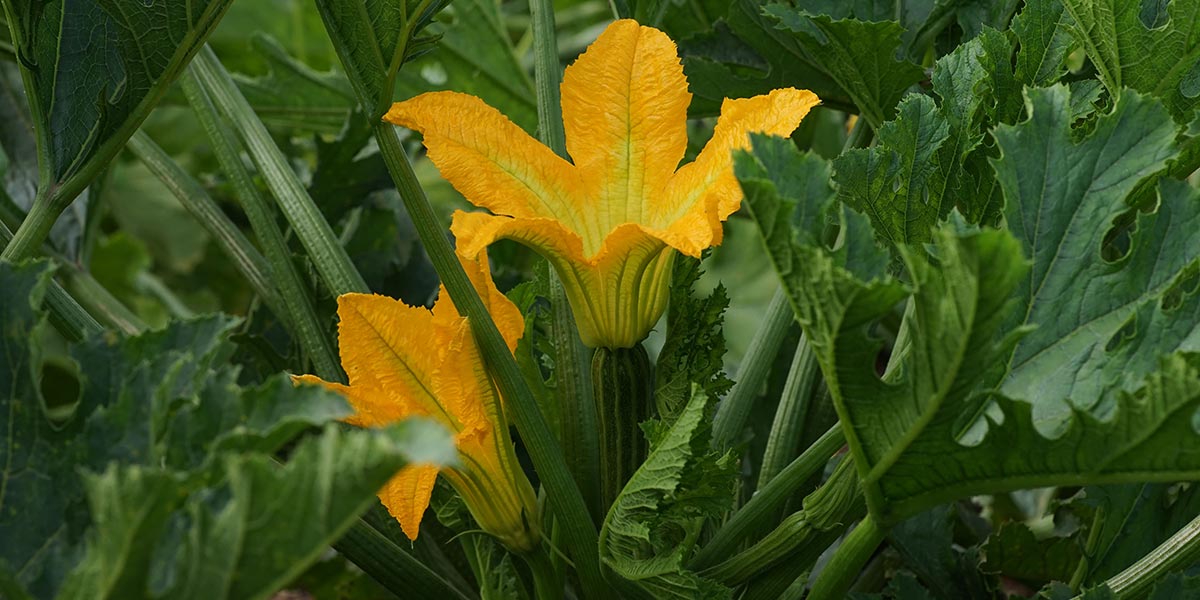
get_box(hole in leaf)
[1101,211,1138,263]
[953,396,1005,447]
[1140,0,1170,28]
[1162,262,1200,312]
[39,358,81,423]
[1105,314,1137,353]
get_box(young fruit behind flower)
[385,19,819,349]
[295,253,540,552]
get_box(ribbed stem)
[690,423,844,570]
[179,69,342,382]
[333,520,475,600]
[758,334,821,489]
[524,546,563,600]
[806,516,886,600]
[188,47,368,296]
[0,220,106,341]
[0,190,58,262]
[712,288,794,449]
[1082,511,1200,599]
[592,345,653,512]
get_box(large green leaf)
[0,260,454,599]
[740,132,1200,525]
[1062,0,1200,123]
[763,4,924,128]
[994,86,1194,432]
[599,388,737,599]
[1,0,234,199]
[1012,0,1077,87]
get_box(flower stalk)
[592,345,654,511]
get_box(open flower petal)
[379,465,439,541]
[384,91,584,230]
[561,19,691,251]
[291,374,411,427]
[657,88,821,249]
[433,251,524,353]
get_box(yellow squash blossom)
[385,19,819,348]
[295,255,539,552]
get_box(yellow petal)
[561,19,691,252]
[384,92,584,232]
[657,88,821,254]
[453,211,675,348]
[336,293,462,429]
[291,374,411,427]
[431,250,525,353]
[379,464,440,541]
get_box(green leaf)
[0,259,455,599]
[1062,0,1200,123]
[599,388,737,599]
[312,0,450,116]
[741,131,1200,525]
[231,33,356,134]
[834,94,951,245]
[55,422,449,600]
[982,523,1080,587]
[763,5,925,128]
[1013,0,1077,87]
[2,0,234,199]
[994,86,1191,432]
[654,255,732,422]
[889,506,994,599]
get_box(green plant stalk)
[524,546,564,600]
[550,275,601,520]
[690,423,844,570]
[133,271,196,321]
[592,345,653,511]
[758,334,820,490]
[529,0,602,522]
[179,70,343,383]
[711,288,794,449]
[373,122,609,597]
[1082,511,1200,599]
[61,267,147,335]
[333,520,474,600]
[0,0,235,263]
[806,516,885,600]
[126,132,287,322]
[0,220,106,341]
[703,454,864,584]
[188,47,369,296]
[1068,504,1106,591]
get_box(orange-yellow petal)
[656,88,820,250]
[561,19,691,252]
[379,464,440,541]
[384,91,584,231]
[291,374,410,427]
[432,250,525,353]
[453,211,675,348]
[336,294,457,428]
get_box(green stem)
[188,47,368,296]
[528,0,601,522]
[373,122,609,598]
[592,345,653,511]
[333,520,475,600]
[690,423,844,570]
[807,516,886,600]
[61,267,147,335]
[1080,511,1200,599]
[0,190,57,261]
[524,547,564,600]
[126,132,287,321]
[1069,504,1105,591]
[711,288,794,449]
[550,274,601,521]
[134,272,195,320]
[758,334,820,490]
[179,69,343,382]
[0,220,106,341]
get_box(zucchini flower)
[295,255,539,552]
[385,19,819,349]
